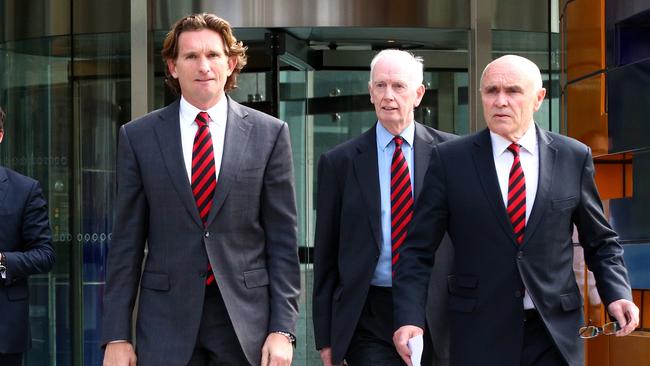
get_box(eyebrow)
[482,84,524,92]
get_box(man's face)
[369,57,425,134]
[166,29,236,110]
[480,58,546,141]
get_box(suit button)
[198,270,207,277]
[204,231,210,238]
[515,290,523,298]
[517,251,523,260]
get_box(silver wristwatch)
[273,331,296,345]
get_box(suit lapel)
[471,129,517,245]
[413,123,435,200]
[353,126,382,251]
[153,100,203,228]
[523,126,556,244]
[204,97,252,226]
[0,167,8,209]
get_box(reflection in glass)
[1,34,72,365]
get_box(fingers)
[103,342,136,366]
[319,347,333,366]
[261,334,292,366]
[618,306,640,336]
[608,299,640,336]
[393,326,421,366]
[261,345,270,366]
[394,335,412,365]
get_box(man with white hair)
[313,49,456,366]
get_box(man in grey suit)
[313,50,455,366]
[102,13,300,366]
[393,55,639,366]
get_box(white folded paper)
[407,334,424,366]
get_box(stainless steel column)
[469,0,492,132]
[131,0,153,119]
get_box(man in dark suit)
[101,13,300,366]
[313,49,455,366]
[393,55,639,366]
[0,106,55,366]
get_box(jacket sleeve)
[101,125,148,344]
[393,146,448,329]
[574,147,632,306]
[312,153,343,349]
[261,122,301,335]
[4,180,55,283]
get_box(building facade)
[0,0,647,365]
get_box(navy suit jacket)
[101,97,300,366]
[394,127,633,366]
[0,166,55,353]
[313,122,456,364]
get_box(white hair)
[369,49,424,86]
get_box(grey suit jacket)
[394,126,632,366]
[101,97,300,366]
[313,122,456,365]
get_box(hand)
[318,347,342,366]
[103,341,137,366]
[393,325,424,366]
[607,299,640,336]
[261,332,293,366]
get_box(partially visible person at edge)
[313,49,456,366]
[101,13,299,366]
[0,106,56,366]
[393,54,639,366]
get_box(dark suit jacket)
[101,97,300,366]
[394,127,633,366]
[0,166,55,353]
[313,122,456,364]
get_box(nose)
[198,55,211,73]
[383,87,395,101]
[494,91,507,107]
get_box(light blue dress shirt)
[371,121,415,287]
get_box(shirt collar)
[376,121,415,151]
[490,122,537,157]
[179,95,228,127]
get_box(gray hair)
[369,49,424,86]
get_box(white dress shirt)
[490,122,538,310]
[179,96,227,183]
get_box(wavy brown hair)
[161,13,248,95]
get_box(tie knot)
[507,143,520,156]
[394,136,404,148]
[196,112,210,128]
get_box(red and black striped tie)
[390,136,414,275]
[507,143,526,244]
[192,112,217,285]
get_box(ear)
[533,87,546,112]
[368,83,375,105]
[413,83,426,107]
[227,56,237,77]
[166,59,178,78]
[0,130,4,144]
